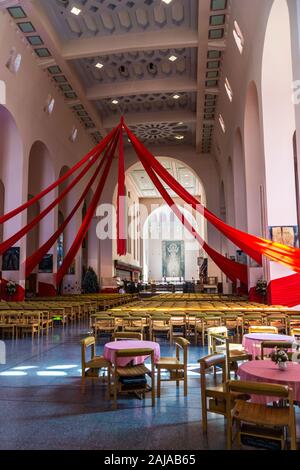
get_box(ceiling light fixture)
[162,0,173,4]
[175,135,184,140]
[70,6,81,15]
[173,94,180,100]
[95,62,103,69]
[169,55,177,62]
[178,122,183,125]
[112,99,119,105]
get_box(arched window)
[6,48,22,74]
[45,95,55,115]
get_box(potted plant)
[271,348,289,370]
[6,280,17,300]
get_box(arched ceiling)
[127,157,204,198]
[3,0,229,152]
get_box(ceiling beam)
[62,29,199,61]
[87,78,197,101]
[102,111,196,128]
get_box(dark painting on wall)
[38,254,53,273]
[2,247,20,271]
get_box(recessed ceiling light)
[169,55,177,62]
[70,6,81,15]
[175,135,184,140]
[173,94,180,100]
[95,62,103,69]
[178,122,183,125]
[162,0,173,4]
[112,99,119,105]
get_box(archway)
[143,204,202,283]
[262,0,297,282]
[244,81,265,237]
[262,0,297,231]
[27,141,54,293]
[112,156,207,286]
[0,105,23,293]
[233,128,247,231]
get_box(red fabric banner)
[0,128,119,257]
[24,130,118,278]
[56,128,120,285]
[117,118,127,256]
[267,274,300,307]
[0,127,117,225]
[124,123,300,275]
[132,139,248,284]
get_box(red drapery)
[124,123,300,274]
[24,131,118,278]
[0,144,106,257]
[0,127,117,225]
[132,137,248,284]
[267,274,300,307]
[117,119,127,256]
[56,127,120,285]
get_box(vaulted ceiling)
[4,0,229,152]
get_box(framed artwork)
[269,226,299,248]
[162,241,185,279]
[2,247,20,271]
[38,254,53,273]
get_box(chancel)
[0,0,300,453]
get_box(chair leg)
[157,367,161,398]
[184,368,188,396]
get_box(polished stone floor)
[0,322,298,450]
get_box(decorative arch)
[244,80,265,237]
[262,0,297,229]
[233,128,247,231]
[0,105,23,241]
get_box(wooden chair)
[150,315,172,343]
[210,333,252,379]
[199,354,250,434]
[81,336,111,393]
[226,380,297,450]
[113,332,143,341]
[287,315,300,335]
[113,347,155,408]
[170,312,187,339]
[241,313,266,335]
[122,315,146,339]
[291,327,300,337]
[248,325,278,334]
[93,315,115,339]
[260,340,294,360]
[156,337,190,398]
[266,313,288,334]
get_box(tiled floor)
[0,323,298,450]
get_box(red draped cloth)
[0,127,117,225]
[130,134,248,284]
[124,123,300,274]
[24,130,118,278]
[56,128,120,285]
[117,119,127,256]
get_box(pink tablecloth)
[238,360,300,403]
[242,333,294,357]
[104,340,160,367]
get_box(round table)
[104,340,160,367]
[239,360,300,403]
[242,333,294,357]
